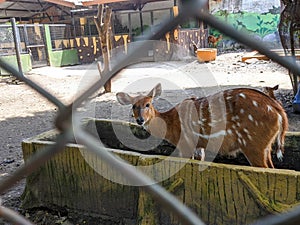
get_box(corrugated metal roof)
[0,0,169,22]
[0,0,72,22]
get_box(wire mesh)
[0,0,300,224]
[22,24,48,67]
[0,25,14,56]
[49,24,75,50]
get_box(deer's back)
[175,88,288,154]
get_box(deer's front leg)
[192,148,205,161]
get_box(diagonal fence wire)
[0,0,300,224]
[0,205,34,225]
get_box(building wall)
[210,0,281,14]
[209,0,282,49]
[114,0,174,35]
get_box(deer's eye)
[145,103,150,108]
[132,105,136,110]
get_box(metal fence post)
[10,18,23,75]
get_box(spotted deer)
[261,85,287,158]
[116,83,288,168]
[262,85,279,101]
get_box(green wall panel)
[0,54,31,75]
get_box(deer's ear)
[147,83,162,99]
[273,85,279,90]
[116,92,133,105]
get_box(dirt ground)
[0,51,299,224]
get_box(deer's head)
[262,85,279,100]
[116,83,162,126]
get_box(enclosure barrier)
[0,0,300,224]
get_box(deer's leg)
[241,145,269,168]
[177,139,197,159]
[266,146,275,168]
[193,148,205,161]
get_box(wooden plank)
[234,170,247,225]
[215,166,226,224]
[242,50,300,62]
[82,0,129,6]
[200,164,210,223]
[286,174,297,204]
[209,166,218,225]
[241,51,268,62]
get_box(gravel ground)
[0,51,299,224]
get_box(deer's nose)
[136,118,144,125]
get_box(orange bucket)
[196,48,217,62]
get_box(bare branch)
[0,205,34,225]
[103,6,112,36]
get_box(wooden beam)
[81,0,129,6]
[45,0,75,8]
[241,50,300,62]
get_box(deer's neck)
[144,108,180,146]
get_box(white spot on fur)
[252,100,258,107]
[196,120,204,126]
[248,114,254,121]
[231,115,239,121]
[240,109,245,114]
[267,105,273,112]
[242,139,247,146]
[238,138,242,145]
[243,128,249,134]
[236,131,242,138]
[226,129,233,135]
[239,93,246,99]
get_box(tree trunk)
[94,4,112,93]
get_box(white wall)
[210,0,281,13]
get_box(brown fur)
[262,85,287,156]
[116,84,288,168]
[262,85,279,100]
[208,35,222,47]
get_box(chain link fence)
[0,25,16,56]
[0,0,300,224]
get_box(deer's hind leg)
[241,144,270,168]
[266,145,274,168]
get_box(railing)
[0,1,300,224]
